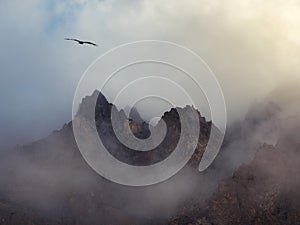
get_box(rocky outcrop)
[206,144,300,225]
[166,143,300,225]
[0,91,213,225]
[2,91,299,225]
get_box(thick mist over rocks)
[1,0,300,147]
[0,0,300,223]
[216,82,300,172]
[0,83,299,224]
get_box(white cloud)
[0,0,300,146]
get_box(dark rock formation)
[166,143,300,225]
[0,91,212,225]
[1,91,299,225]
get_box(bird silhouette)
[64,38,98,47]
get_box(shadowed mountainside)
[0,91,299,225]
[0,91,213,225]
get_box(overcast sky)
[0,0,300,147]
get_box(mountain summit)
[0,92,299,225]
[0,91,213,224]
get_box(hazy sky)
[0,0,300,146]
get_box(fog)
[0,81,298,224]
[1,0,300,147]
[0,1,300,222]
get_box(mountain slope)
[0,91,214,225]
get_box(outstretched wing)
[83,41,98,47]
[64,38,80,43]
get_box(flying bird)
[64,38,98,47]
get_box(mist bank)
[0,83,299,224]
[1,0,300,148]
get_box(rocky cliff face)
[207,144,300,225]
[75,90,211,166]
[166,141,300,225]
[0,91,213,225]
[0,92,299,225]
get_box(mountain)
[165,101,300,225]
[0,91,300,225]
[166,143,300,225]
[0,91,214,225]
